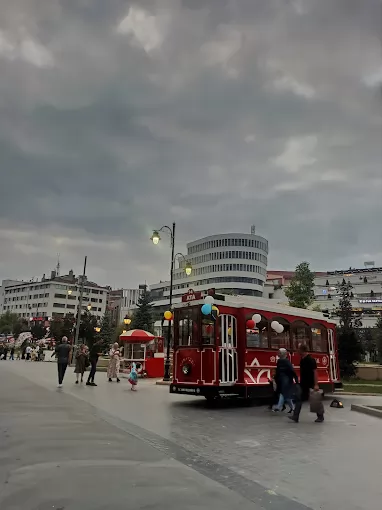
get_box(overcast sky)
[0,0,381,288]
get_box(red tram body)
[170,293,341,400]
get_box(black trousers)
[57,362,68,384]
[293,386,324,420]
[87,359,97,383]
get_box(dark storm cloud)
[0,0,381,287]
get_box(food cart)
[120,329,164,378]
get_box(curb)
[155,380,171,386]
[351,404,382,419]
[328,391,382,397]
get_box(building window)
[53,303,66,308]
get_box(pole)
[163,222,175,381]
[74,256,87,347]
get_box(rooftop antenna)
[56,253,61,277]
[251,225,256,235]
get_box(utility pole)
[74,256,87,347]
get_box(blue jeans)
[276,393,294,411]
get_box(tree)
[31,323,47,340]
[99,311,113,351]
[113,323,126,343]
[49,317,75,342]
[336,279,363,377]
[11,318,29,339]
[131,288,154,331]
[79,311,98,347]
[310,304,322,312]
[0,311,19,335]
[376,316,382,364]
[284,261,315,309]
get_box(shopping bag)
[309,390,324,414]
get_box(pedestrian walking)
[3,346,8,360]
[86,340,102,387]
[10,346,15,360]
[128,362,138,391]
[107,342,121,383]
[25,345,32,361]
[289,344,324,423]
[74,344,89,384]
[55,336,72,388]
[273,348,298,413]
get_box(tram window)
[311,326,328,352]
[178,308,199,346]
[270,323,290,349]
[202,320,215,344]
[292,321,312,350]
[247,316,269,348]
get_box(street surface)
[1,361,382,510]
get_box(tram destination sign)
[182,289,203,302]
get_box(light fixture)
[185,261,192,276]
[95,326,101,333]
[87,303,92,311]
[150,230,161,245]
[123,316,132,325]
[122,329,127,334]
[67,289,73,295]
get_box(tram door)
[328,329,339,382]
[219,314,238,385]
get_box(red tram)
[170,291,341,401]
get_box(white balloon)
[252,313,262,324]
[276,324,284,334]
[204,295,214,304]
[271,320,279,331]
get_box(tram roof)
[174,295,337,324]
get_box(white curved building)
[150,230,269,303]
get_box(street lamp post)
[151,223,175,381]
[151,224,193,382]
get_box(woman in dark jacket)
[74,344,89,384]
[273,348,298,412]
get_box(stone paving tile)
[2,361,382,510]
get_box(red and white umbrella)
[119,329,156,343]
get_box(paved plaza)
[1,361,382,510]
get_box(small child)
[128,362,138,391]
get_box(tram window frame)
[269,318,291,350]
[311,324,328,353]
[176,307,200,347]
[246,316,269,349]
[201,319,215,345]
[291,321,312,351]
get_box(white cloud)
[244,134,256,143]
[116,6,167,53]
[201,26,242,78]
[0,30,54,68]
[273,74,316,99]
[363,67,382,88]
[272,136,317,173]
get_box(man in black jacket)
[55,336,72,388]
[289,344,324,423]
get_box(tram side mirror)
[330,399,344,408]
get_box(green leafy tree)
[12,319,29,339]
[99,311,113,351]
[31,323,47,340]
[284,261,315,309]
[49,317,74,342]
[79,311,98,347]
[131,288,154,332]
[336,279,363,377]
[376,316,382,364]
[0,311,19,335]
[113,323,126,343]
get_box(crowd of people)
[269,344,324,423]
[52,337,138,390]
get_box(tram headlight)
[182,364,191,375]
